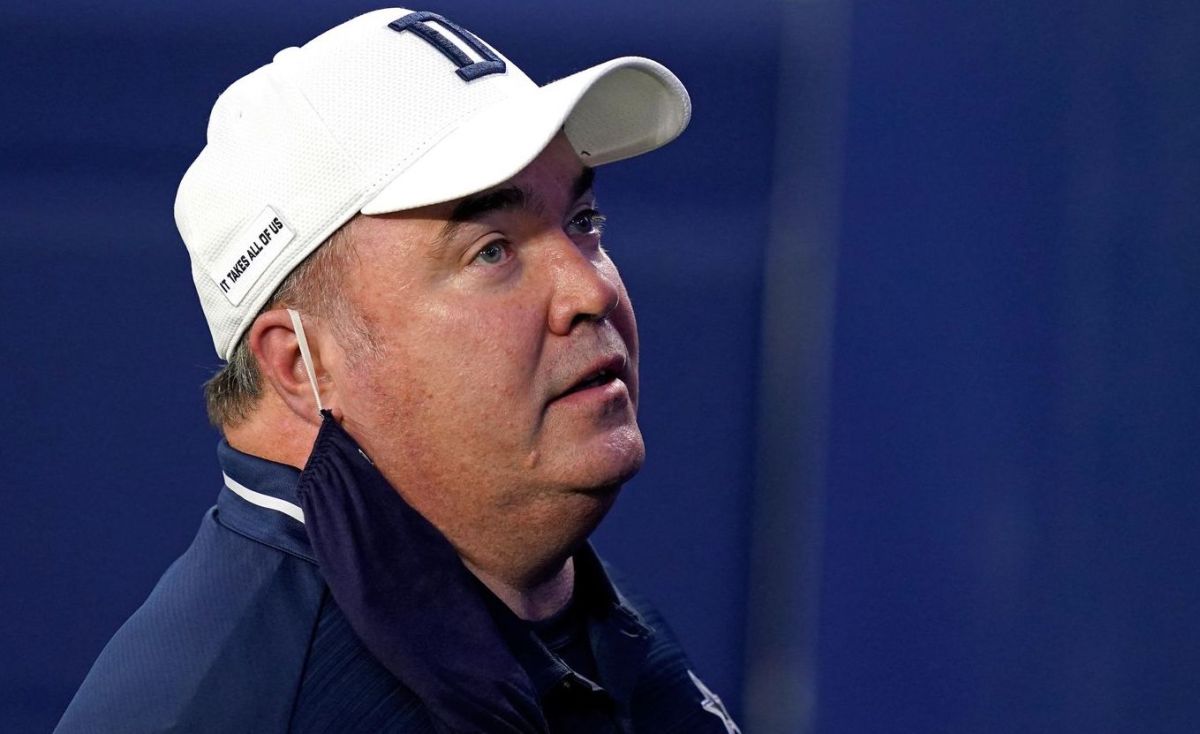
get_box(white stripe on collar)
[223,473,306,524]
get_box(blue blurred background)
[2,1,1197,732]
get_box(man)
[57,8,740,734]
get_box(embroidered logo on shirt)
[688,670,742,734]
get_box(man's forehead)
[441,133,596,221]
[447,166,597,224]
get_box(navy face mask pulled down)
[296,411,547,734]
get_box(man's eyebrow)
[431,166,597,257]
[449,166,596,223]
[449,186,526,224]
[571,166,596,204]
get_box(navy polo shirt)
[56,442,741,733]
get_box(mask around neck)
[297,411,547,734]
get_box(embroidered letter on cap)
[388,11,506,81]
[208,206,295,306]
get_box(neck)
[464,556,575,621]
[223,391,317,470]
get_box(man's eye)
[474,241,509,265]
[568,209,607,236]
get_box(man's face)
[328,135,644,550]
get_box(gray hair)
[202,219,366,429]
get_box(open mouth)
[554,354,627,403]
[562,367,618,397]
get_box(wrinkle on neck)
[464,556,575,621]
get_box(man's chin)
[566,431,646,493]
[530,419,645,491]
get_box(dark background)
[3,2,1197,733]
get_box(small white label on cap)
[208,206,295,306]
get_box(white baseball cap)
[176,8,692,359]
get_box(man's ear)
[248,309,340,425]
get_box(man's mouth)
[556,356,626,400]
[566,368,617,395]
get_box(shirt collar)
[215,439,314,563]
[482,542,654,705]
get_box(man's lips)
[551,354,628,403]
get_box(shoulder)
[55,508,327,733]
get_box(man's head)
[298,135,643,493]
[245,134,643,576]
[177,8,688,363]
[177,8,689,578]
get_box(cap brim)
[360,56,691,214]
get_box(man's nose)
[546,236,621,336]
